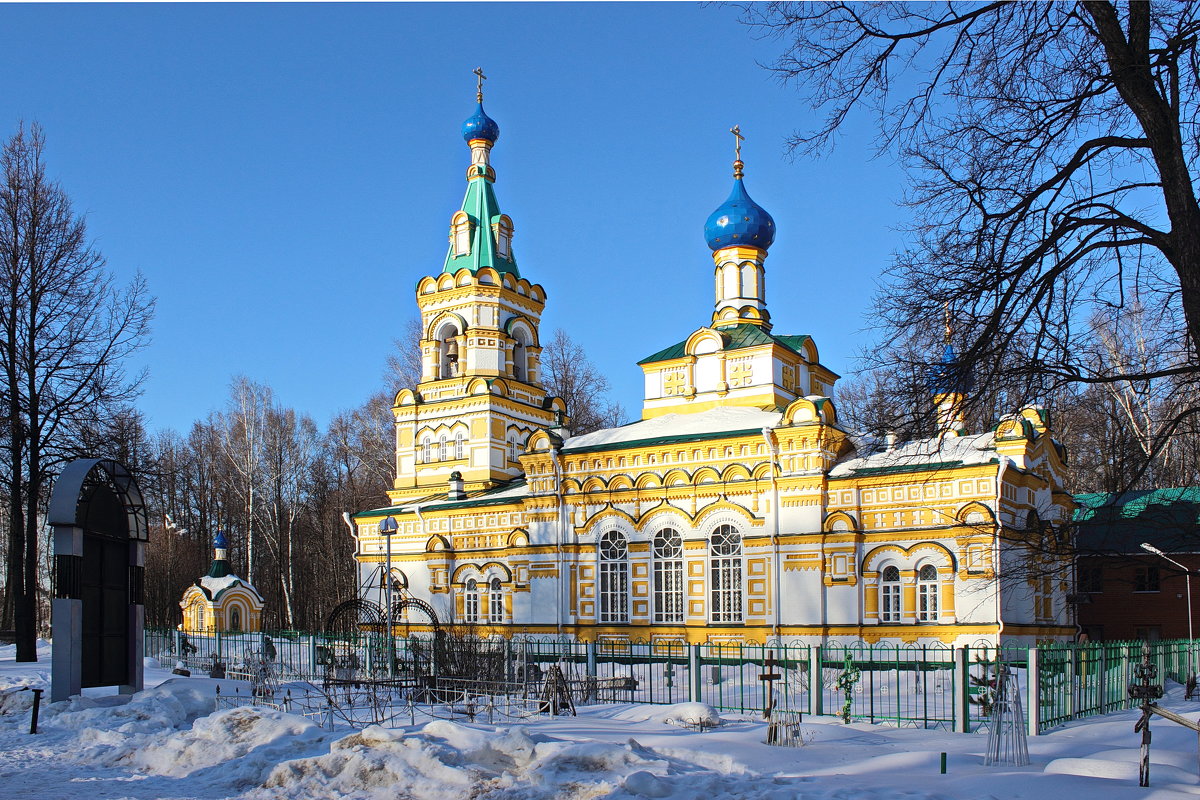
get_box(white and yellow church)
[350,83,1076,647]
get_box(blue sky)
[1,2,909,433]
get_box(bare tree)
[540,328,626,435]
[0,123,153,660]
[745,1,1200,477]
[216,377,271,586]
[384,317,424,394]
[259,403,319,628]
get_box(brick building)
[1076,488,1200,641]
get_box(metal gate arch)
[50,458,149,701]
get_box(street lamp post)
[380,515,399,677]
[1141,542,1194,676]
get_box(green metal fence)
[143,629,1197,734]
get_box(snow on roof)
[199,574,259,601]
[563,407,783,451]
[829,431,997,478]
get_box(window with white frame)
[709,525,743,623]
[652,528,684,623]
[464,579,479,623]
[598,531,629,623]
[508,433,519,462]
[455,432,465,460]
[489,578,503,623]
[422,438,432,464]
[880,566,901,623]
[917,564,939,622]
[439,435,448,462]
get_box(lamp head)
[1141,542,1165,556]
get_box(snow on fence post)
[1026,647,1040,736]
[688,644,701,703]
[809,645,822,717]
[953,646,969,733]
[174,628,182,659]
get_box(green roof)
[443,170,519,277]
[1074,487,1200,554]
[353,478,528,519]
[832,459,985,478]
[638,324,799,365]
[562,427,764,456]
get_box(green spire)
[443,167,520,276]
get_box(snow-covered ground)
[4,640,1200,799]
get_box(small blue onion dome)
[704,178,776,251]
[462,102,499,143]
[926,343,975,395]
[213,530,228,550]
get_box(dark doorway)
[80,480,129,688]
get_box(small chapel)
[180,531,264,634]
[349,78,1076,647]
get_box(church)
[349,80,1076,647]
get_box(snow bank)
[653,702,723,728]
[122,705,327,786]
[1045,756,1198,785]
[260,720,673,800]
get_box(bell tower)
[388,72,566,504]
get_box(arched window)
[508,433,519,463]
[489,578,504,623]
[880,566,901,623]
[709,525,743,623]
[229,606,242,632]
[440,327,460,378]
[439,435,448,462]
[653,528,684,623]
[494,215,513,259]
[917,564,939,622]
[512,337,524,380]
[422,438,432,464]
[464,579,479,624]
[196,604,205,631]
[451,211,472,256]
[598,531,629,623]
[455,432,465,460]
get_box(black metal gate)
[80,480,129,688]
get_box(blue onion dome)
[462,102,499,143]
[213,530,228,550]
[926,343,975,395]
[704,177,776,251]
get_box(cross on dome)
[473,66,487,103]
[730,124,745,179]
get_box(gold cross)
[474,67,487,102]
[944,301,952,343]
[730,124,744,162]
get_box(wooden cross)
[760,650,783,743]
[474,67,487,102]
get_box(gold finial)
[944,301,953,344]
[473,67,487,103]
[730,124,745,179]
